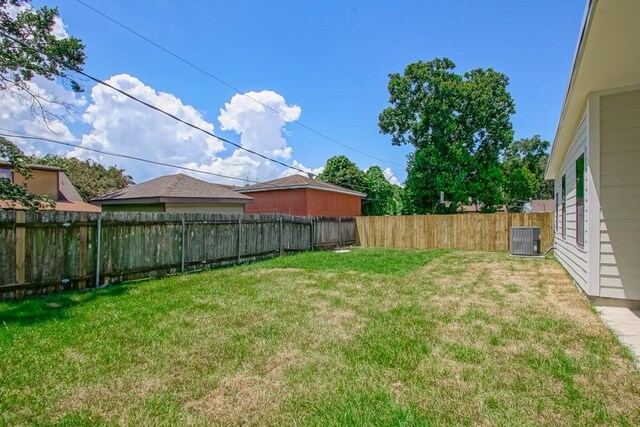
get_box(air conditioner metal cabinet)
[510,227,541,256]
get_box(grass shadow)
[0,285,131,327]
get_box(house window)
[0,167,11,182]
[576,154,585,247]
[561,175,566,238]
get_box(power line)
[0,131,260,183]
[0,30,312,178]
[73,0,405,169]
[2,131,395,203]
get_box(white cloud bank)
[68,74,226,180]
[383,167,402,186]
[0,76,85,155]
[1,7,332,185]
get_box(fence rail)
[355,213,554,252]
[0,211,355,299]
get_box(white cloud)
[218,91,301,161]
[1,67,324,187]
[0,5,77,154]
[51,16,69,39]
[279,160,324,179]
[69,74,225,181]
[185,90,314,185]
[0,76,84,155]
[4,3,69,39]
[383,167,402,186]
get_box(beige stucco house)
[0,161,101,212]
[545,0,640,304]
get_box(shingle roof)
[236,174,366,197]
[92,174,254,204]
[58,172,84,202]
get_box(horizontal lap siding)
[555,108,589,292]
[599,89,640,300]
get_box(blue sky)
[11,0,586,185]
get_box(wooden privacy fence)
[356,213,554,252]
[0,211,356,298]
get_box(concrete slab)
[596,306,640,367]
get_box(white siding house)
[546,0,640,305]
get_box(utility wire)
[1,131,395,203]
[73,0,405,168]
[0,131,260,183]
[0,30,311,177]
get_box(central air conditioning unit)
[510,227,541,256]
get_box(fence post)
[78,212,88,289]
[15,211,26,285]
[279,216,283,256]
[237,217,242,264]
[310,217,314,251]
[95,215,102,288]
[181,215,186,273]
[338,217,342,248]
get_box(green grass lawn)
[1,248,639,426]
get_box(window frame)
[0,167,12,182]
[555,191,559,231]
[561,174,566,239]
[576,154,585,247]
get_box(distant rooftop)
[92,174,254,204]
[236,174,366,197]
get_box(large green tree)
[27,154,133,201]
[502,135,553,212]
[317,155,367,193]
[317,155,401,216]
[379,58,516,214]
[362,166,401,216]
[0,0,86,208]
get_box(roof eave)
[93,197,253,205]
[238,184,366,198]
[545,0,597,180]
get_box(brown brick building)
[237,175,365,217]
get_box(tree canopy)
[0,0,86,208]
[379,58,516,214]
[503,135,553,211]
[317,155,367,193]
[1,0,85,120]
[317,155,401,216]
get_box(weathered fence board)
[314,217,356,248]
[356,213,554,252]
[0,212,354,299]
[0,211,16,286]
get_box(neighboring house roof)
[217,184,241,190]
[531,199,555,213]
[58,172,83,202]
[236,174,366,198]
[546,0,640,179]
[92,173,254,205]
[53,201,101,213]
[0,161,63,172]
